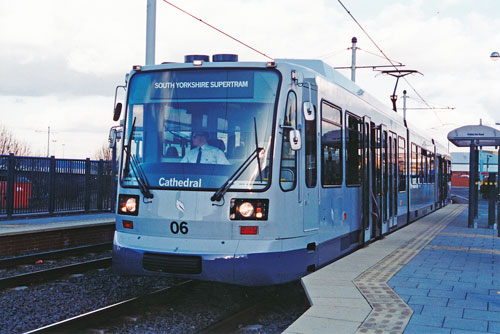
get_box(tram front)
[112,62,304,285]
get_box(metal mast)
[146,0,157,65]
[351,37,357,82]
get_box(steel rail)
[0,257,112,290]
[0,242,112,269]
[195,304,259,334]
[23,280,195,334]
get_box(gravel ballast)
[0,267,307,333]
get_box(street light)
[491,54,500,234]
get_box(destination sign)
[154,80,249,89]
[148,70,255,99]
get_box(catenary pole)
[351,37,357,82]
[146,0,156,65]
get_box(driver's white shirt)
[180,144,230,164]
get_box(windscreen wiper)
[131,154,154,200]
[211,118,263,202]
[210,147,264,202]
[253,118,263,183]
[123,117,136,178]
[123,117,153,200]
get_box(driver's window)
[130,104,144,160]
[280,91,297,191]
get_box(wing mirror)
[113,84,127,121]
[303,102,315,121]
[108,126,123,148]
[113,103,122,122]
[108,128,117,148]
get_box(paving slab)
[284,204,467,334]
[387,206,500,334]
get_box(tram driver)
[181,131,230,165]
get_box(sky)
[1,0,500,158]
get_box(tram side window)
[411,143,417,184]
[420,148,426,184]
[398,136,406,192]
[346,113,362,186]
[383,130,388,190]
[429,154,435,183]
[129,104,144,161]
[305,106,317,188]
[375,127,381,195]
[321,101,342,186]
[280,91,298,191]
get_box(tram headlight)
[230,199,269,220]
[238,202,254,217]
[118,194,140,216]
[126,198,137,212]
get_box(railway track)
[24,280,196,334]
[0,257,111,290]
[195,304,261,334]
[0,243,112,269]
[10,277,305,333]
[0,243,113,289]
[195,287,309,334]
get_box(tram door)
[382,126,389,232]
[438,156,446,207]
[388,132,398,228]
[302,103,319,232]
[361,116,373,244]
[371,123,383,239]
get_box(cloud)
[0,52,122,97]
[0,94,115,158]
[2,0,500,158]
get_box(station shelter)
[451,151,498,187]
[448,123,500,234]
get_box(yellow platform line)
[439,232,499,239]
[426,245,500,255]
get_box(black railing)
[0,154,115,218]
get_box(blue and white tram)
[111,55,451,286]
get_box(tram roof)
[276,59,400,119]
[448,124,500,147]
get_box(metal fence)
[0,154,115,218]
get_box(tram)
[111,54,451,286]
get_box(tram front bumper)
[112,231,310,286]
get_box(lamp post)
[35,126,52,157]
[492,52,500,234]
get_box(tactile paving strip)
[439,231,498,239]
[354,205,466,334]
[425,244,500,255]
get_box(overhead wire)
[160,0,274,61]
[317,48,351,60]
[357,47,403,65]
[160,0,449,124]
[337,0,446,125]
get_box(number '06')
[170,221,188,234]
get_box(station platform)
[0,213,116,258]
[0,213,115,237]
[284,204,500,334]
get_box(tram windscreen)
[121,69,280,191]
